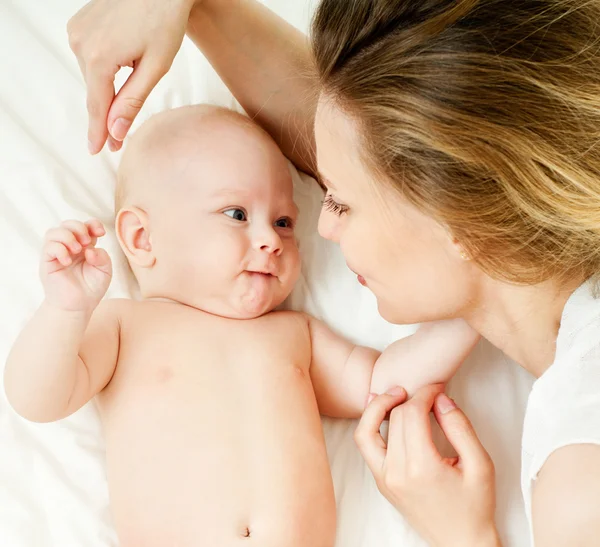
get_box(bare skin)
[63,1,600,545]
[95,301,335,546]
[4,106,477,546]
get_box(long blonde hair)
[311,0,600,285]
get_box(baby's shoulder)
[260,309,311,340]
[89,298,144,337]
[91,298,130,324]
[267,309,310,327]
[96,297,137,317]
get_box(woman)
[67,0,600,545]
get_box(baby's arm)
[369,319,480,397]
[307,317,479,419]
[307,316,380,419]
[4,220,118,423]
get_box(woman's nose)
[317,210,340,243]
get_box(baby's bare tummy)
[97,329,335,547]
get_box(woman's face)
[314,97,477,324]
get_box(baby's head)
[115,105,301,319]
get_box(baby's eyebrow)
[208,187,251,200]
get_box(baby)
[4,105,479,547]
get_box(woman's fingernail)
[107,139,118,152]
[110,118,131,141]
[436,393,457,415]
[88,140,95,154]
[385,386,406,397]
[365,393,376,407]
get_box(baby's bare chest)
[98,306,313,412]
[93,306,334,546]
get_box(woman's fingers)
[398,383,445,460]
[86,66,116,154]
[107,56,168,142]
[433,393,494,478]
[354,387,407,473]
[67,0,191,154]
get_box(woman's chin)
[376,298,422,325]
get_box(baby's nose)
[254,227,283,256]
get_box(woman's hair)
[311,0,600,286]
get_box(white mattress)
[0,1,534,545]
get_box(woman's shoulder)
[523,338,600,465]
[521,280,600,512]
[523,280,600,458]
[530,443,600,547]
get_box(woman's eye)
[224,208,247,222]
[275,217,293,229]
[322,194,349,217]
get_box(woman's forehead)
[315,97,442,226]
[314,99,370,190]
[315,100,397,204]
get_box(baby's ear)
[115,207,155,268]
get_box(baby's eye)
[275,217,294,229]
[223,208,247,222]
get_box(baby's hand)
[41,219,112,312]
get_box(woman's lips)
[357,275,366,286]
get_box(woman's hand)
[67,0,197,154]
[355,384,501,547]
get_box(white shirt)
[521,280,600,545]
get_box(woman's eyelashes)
[322,194,349,216]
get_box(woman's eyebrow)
[316,171,333,191]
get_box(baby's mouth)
[246,270,277,279]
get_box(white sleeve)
[528,344,600,483]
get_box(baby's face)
[146,124,301,319]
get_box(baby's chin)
[225,273,289,318]
[166,274,294,319]
[184,285,286,320]
[233,289,285,319]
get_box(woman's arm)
[532,444,600,546]
[188,0,318,175]
[68,0,318,173]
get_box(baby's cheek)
[289,248,302,278]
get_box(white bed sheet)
[0,1,534,545]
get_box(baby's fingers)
[84,247,111,273]
[60,220,93,246]
[85,219,106,239]
[43,241,72,267]
[44,227,83,255]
